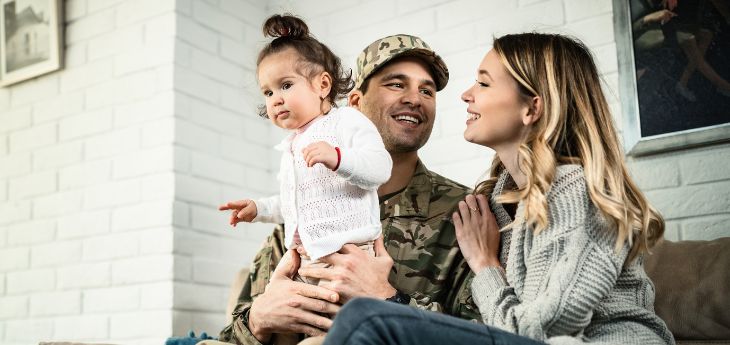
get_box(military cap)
[355,34,449,91]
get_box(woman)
[322,33,675,345]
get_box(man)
[219,34,479,345]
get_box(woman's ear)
[522,95,543,126]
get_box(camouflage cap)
[355,34,449,91]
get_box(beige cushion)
[644,238,730,341]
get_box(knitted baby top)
[253,106,392,260]
[471,165,675,345]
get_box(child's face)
[258,49,325,130]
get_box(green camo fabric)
[219,160,481,344]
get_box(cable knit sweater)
[471,165,675,345]
[253,106,392,260]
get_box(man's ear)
[348,90,363,110]
[522,95,543,126]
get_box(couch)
[642,237,730,344]
[223,238,730,345]
[39,237,730,345]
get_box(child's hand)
[218,199,258,227]
[302,141,339,170]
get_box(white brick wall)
[1,1,727,344]
[170,0,274,336]
[275,0,730,245]
[0,0,178,343]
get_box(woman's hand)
[453,194,501,273]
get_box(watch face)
[387,291,411,305]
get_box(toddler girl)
[219,14,391,285]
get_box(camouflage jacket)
[219,160,481,344]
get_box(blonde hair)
[474,33,663,262]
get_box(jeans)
[323,298,546,345]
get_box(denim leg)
[324,298,545,345]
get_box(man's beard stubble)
[381,126,432,154]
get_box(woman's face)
[461,50,531,150]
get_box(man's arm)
[218,226,340,344]
[219,226,286,344]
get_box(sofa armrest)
[226,268,250,325]
[644,237,730,341]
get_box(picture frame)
[0,0,63,87]
[612,0,730,156]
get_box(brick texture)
[1,1,727,344]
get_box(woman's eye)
[477,81,489,87]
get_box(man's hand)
[248,250,341,342]
[218,199,258,227]
[302,141,339,170]
[299,237,396,304]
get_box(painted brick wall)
[0,1,727,344]
[270,0,729,244]
[269,0,618,189]
[170,0,278,337]
[0,0,179,344]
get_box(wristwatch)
[385,290,412,305]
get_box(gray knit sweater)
[471,165,675,345]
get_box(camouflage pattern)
[354,34,449,91]
[219,160,481,345]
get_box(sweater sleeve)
[334,107,393,190]
[471,169,628,340]
[252,194,285,224]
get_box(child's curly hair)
[256,14,354,118]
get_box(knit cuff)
[471,266,508,303]
[251,199,273,223]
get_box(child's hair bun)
[263,14,310,39]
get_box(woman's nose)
[461,88,473,103]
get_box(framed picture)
[0,0,62,87]
[613,0,730,156]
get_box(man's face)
[350,58,437,154]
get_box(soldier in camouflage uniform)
[219,34,480,345]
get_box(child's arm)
[219,195,284,226]
[303,107,392,190]
[251,195,284,224]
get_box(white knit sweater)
[471,165,675,345]
[253,106,392,260]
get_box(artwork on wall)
[0,0,62,87]
[613,0,730,156]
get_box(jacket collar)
[274,132,295,152]
[380,159,433,219]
